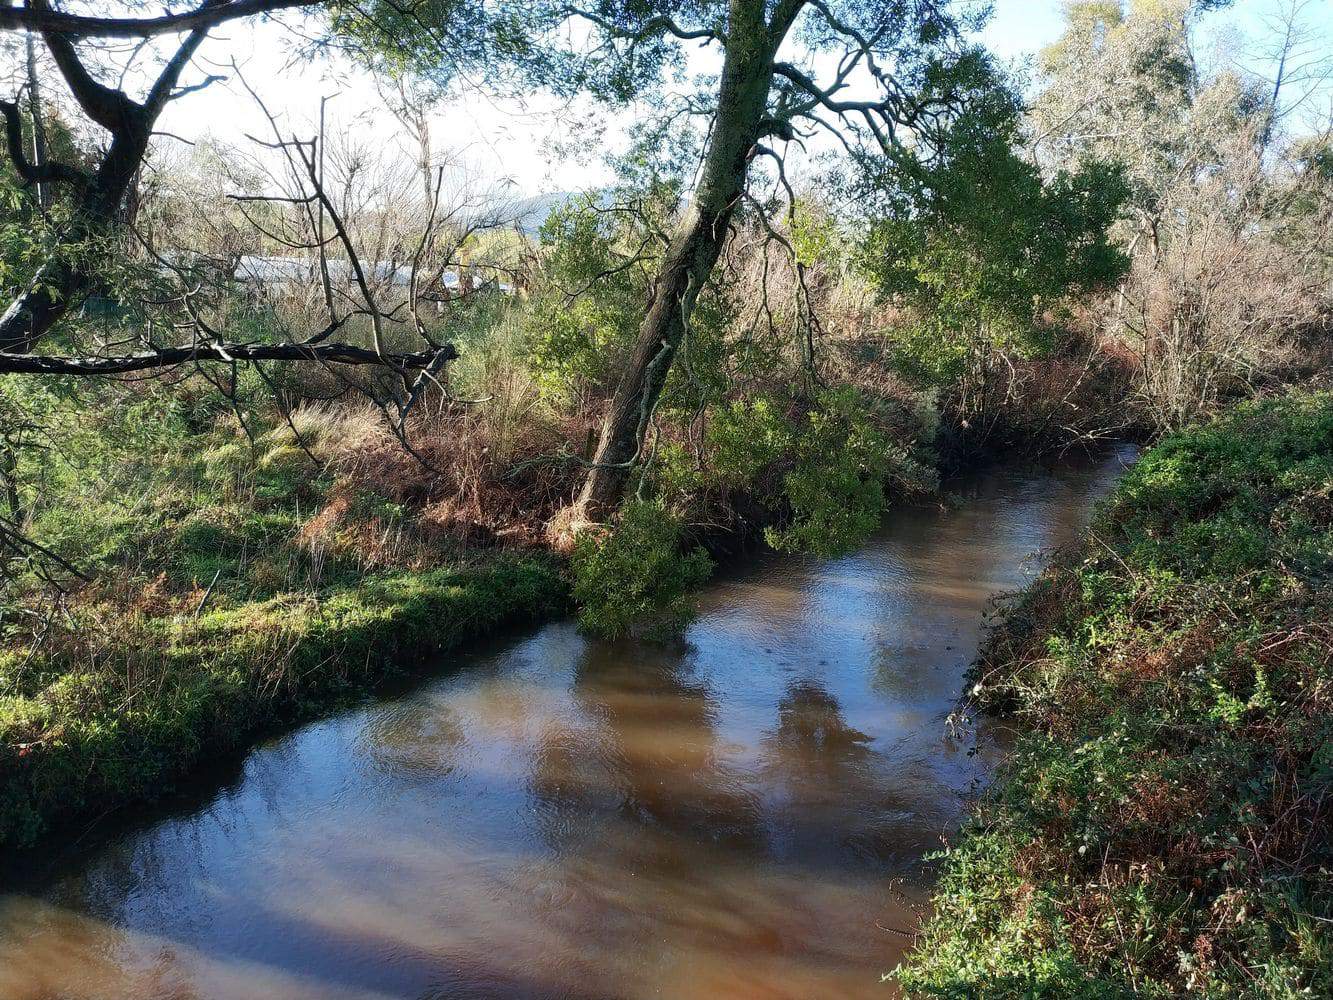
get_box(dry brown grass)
[282,396,580,562]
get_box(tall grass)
[0,367,572,849]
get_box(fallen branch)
[0,342,457,376]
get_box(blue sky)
[982,0,1069,59]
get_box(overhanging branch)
[0,0,322,39]
[0,96,88,187]
[0,342,457,376]
[32,0,139,131]
[1,516,91,583]
[561,7,722,45]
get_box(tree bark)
[0,16,209,354]
[566,5,777,527]
[417,113,433,212]
[0,125,147,353]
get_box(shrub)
[766,387,937,558]
[901,392,1333,998]
[571,498,713,639]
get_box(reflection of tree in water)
[530,638,764,857]
[516,641,789,989]
[768,681,874,766]
[758,679,934,869]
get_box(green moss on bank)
[901,392,1333,998]
[0,556,568,850]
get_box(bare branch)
[560,8,723,45]
[0,342,457,376]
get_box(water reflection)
[0,445,1137,1000]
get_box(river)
[0,445,1136,1000]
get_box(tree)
[2,2,1004,523]
[1033,0,1333,427]
[0,2,263,354]
[0,0,488,376]
[1249,0,1333,150]
[372,67,452,213]
[820,60,1132,452]
[520,0,1001,528]
[1031,1,1231,232]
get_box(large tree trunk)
[0,18,207,355]
[561,15,775,531]
[0,263,77,355]
[0,126,146,353]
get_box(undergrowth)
[0,374,572,850]
[900,391,1333,998]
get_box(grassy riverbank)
[0,556,567,849]
[901,391,1333,998]
[0,352,943,850]
[0,379,572,850]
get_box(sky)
[139,0,1332,197]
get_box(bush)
[526,200,650,400]
[765,387,937,558]
[571,498,713,638]
[900,392,1333,998]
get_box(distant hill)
[509,190,610,239]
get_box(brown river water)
[0,445,1137,1000]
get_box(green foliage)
[527,197,655,398]
[901,392,1333,998]
[765,388,937,559]
[611,114,706,195]
[644,386,936,572]
[329,0,538,92]
[571,499,712,639]
[0,107,88,295]
[704,396,792,489]
[0,555,568,849]
[857,71,1128,387]
[526,185,739,414]
[789,199,842,269]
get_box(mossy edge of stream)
[899,391,1333,998]
[0,555,570,852]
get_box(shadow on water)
[0,444,1138,1000]
[0,617,559,893]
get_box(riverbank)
[900,391,1333,997]
[0,398,1132,853]
[0,427,1088,855]
[0,556,568,849]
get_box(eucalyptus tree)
[1032,0,1333,427]
[1030,1,1227,237]
[516,1,1001,526]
